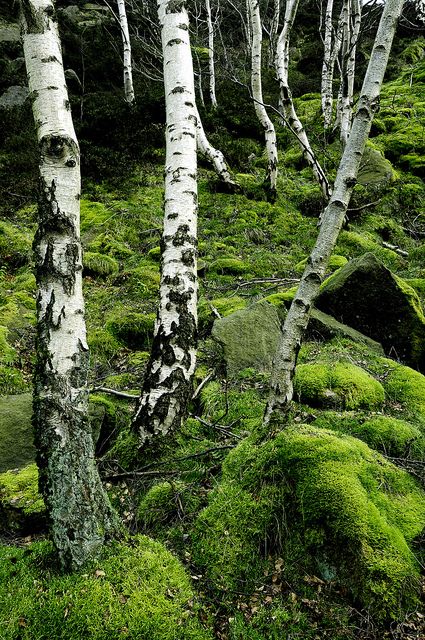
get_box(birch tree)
[205,0,218,108]
[117,0,135,104]
[133,0,198,446]
[339,0,362,145]
[248,0,278,194]
[20,0,118,569]
[276,0,330,199]
[195,105,237,186]
[265,0,405,423]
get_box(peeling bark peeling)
[117,0,135,104]
[264,0,405,424]
[133,0,198,446]
[195,105,236,186]
[205,0,217,108]
[276,0,330,199]
[21,0,118,570]
[248,0,278,194]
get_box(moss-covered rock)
[212,300,284,377]
[194,427,425,621]
[317,253,425,370]
[0,536,212,640]
[294,254,347,274]
[293,362,385,410]
[384,363,425,422]
[210,257,251,275]
[350,416,424,458]
[106,312,155,350]
[357,146,395,185]
[83,252,119,277]
[0,393,35,472]
[0,220,32,269]
[307,309,384,353]
[0,464,45,534]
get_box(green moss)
[211,258,251,275]
[335,231,403,270]
[198,296,247,333]
[295,254,347,274]
[351,416,424,458]
[0,536,212,640]
[384,363,425,422]
[122,266,160,299]
[194,427,425,620]
[0,326,16,364]
[106,312,155,350]
[83,252,119,277]
[0,220,32,269]
[293,362,385,410]
[0,365,28,395]
[265,287,298,307]
[87,328,122,362]
[0,394,35,472]
[148,246,161,261]
[0,464,44,516]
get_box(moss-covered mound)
[194,427,425,621]
[0,394,35,472]
[0,463,45,534]
[293,361,385,410]
[0,536,211,640]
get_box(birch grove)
[265,0,405,423]
[248,0,278,194]
[20,0,117,569]
[276,0,331,199]
[133,0,198,446]
[117,0,135,104]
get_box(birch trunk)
[264,0,404,423]
[196,105,236,186]
[276,0,330,199]
[335,0,350,139]
[117,0,135,104]
[21,0,118,569]
[270,0,280,57]
[205,0,218,108]
[340,0,361,145]
[248,0,278,194]
[133,0,198,446]
[321,0,335,129]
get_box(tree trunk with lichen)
[339,0,361,146]
[21,0,118,570]
[205,0,217,108]
[276,0,330,199]
[117,0,135,104]
[264,0,405,424]
[133,0,198,447]
[248,0,278,194]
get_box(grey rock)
[0,85,29,109]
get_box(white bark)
[340,0,361,145]
[195,105,236,186]
[117,0,135,104]
[321,0,335,128]
[265,0,405,422]
[133,0,198,445]
[335,0,350,138]
[21,0,117,569]
[270,0,281,57]
[205,0,218,108]
[276,0,330,199]
[248,0,278,194]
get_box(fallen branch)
[90,386,139,400]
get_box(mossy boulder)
[384,363,425,422]
[307,309,384,353]
[351,416,424,458]
[210,257,251,275]
[0,464,45,534]
[0,394,35,472]
[0,221,32,269]
[316,253,425,370]
[357,146,395,185]
[0,536,212,640]
[211,300,284,377]
[83,252,119,278]
[194,427,425,620]
[293,362,385,410]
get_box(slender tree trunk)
[117,0,135,104]
[133,0,198,446]
[270,0,280,58]
[335,0,350,138]
[276,0,330,199]
[321,0,335,129]
[248,0,278,194]
[195,105,236,186]
[324,4,344,130]
[205,0,218,108]
[264,0,404,423]
[21,0,118,570]
[340,0,361,145]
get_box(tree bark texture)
[264,0,405,423]
[133,0,198,447]
[321,0,335,129]
[248,0,278,193]
[276,0,330,199]
[205,0,218,108]
[340,0,361,145]
[117,0,135,104]
[21,0,118,570]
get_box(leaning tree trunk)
[195,105,237,186]
[276,0,330,199]
[248,0,278,194]
[21,0,118,570]
[117,0,135,104]
[264,0,405,423]
[340,0,361,146]
[133,0,198,446]
[205,0,218,108]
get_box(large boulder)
[212,300,284,377]
[316,253,425,370]
[0,394,35,473]
[0,86,29,109]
